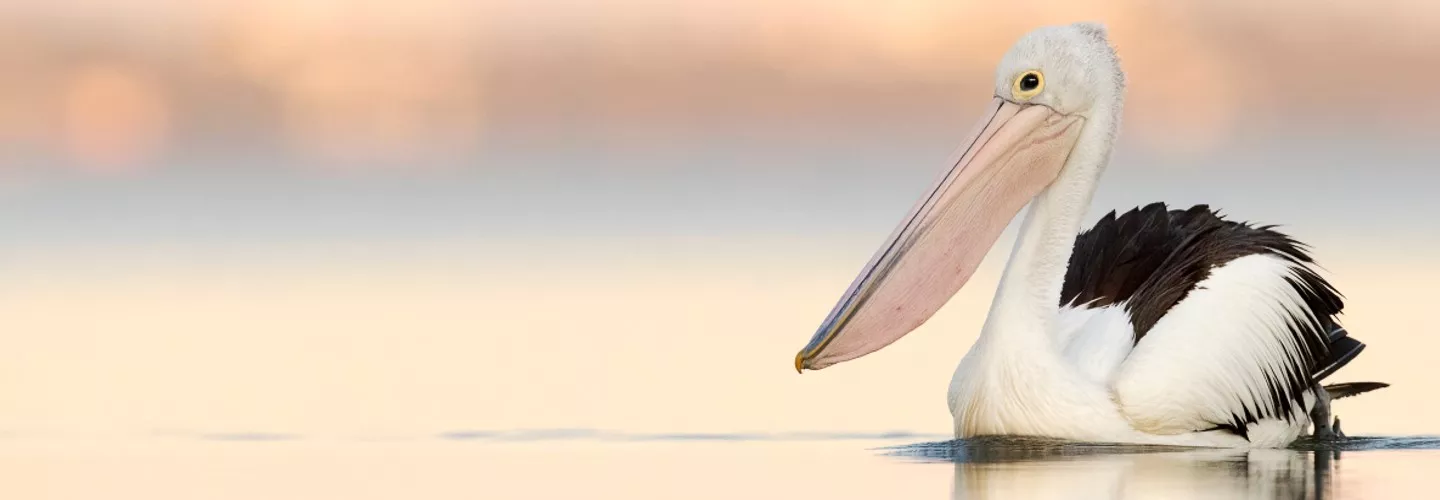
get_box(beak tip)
[794,352,806,374]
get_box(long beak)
[795,97,1084,372]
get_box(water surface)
[893,436,1440,499]
[7,435,1440,499]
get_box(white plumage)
[953,254,1325,448]
[1115,254,1320,444]
[1056,304,1132,387]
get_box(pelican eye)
[1013,71,1044,99]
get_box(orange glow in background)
[1,0,1438,176]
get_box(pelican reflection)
[890,438,1339,499]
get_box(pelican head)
[991,22,1125,120]
[794,22,1126,372]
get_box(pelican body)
[793,23,1385,448]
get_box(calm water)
[7,435,1440,499]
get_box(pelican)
[792,22,1386,448]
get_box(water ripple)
[884,435,1440,463]
[435,429,949,442]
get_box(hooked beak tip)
[794,352,806,374]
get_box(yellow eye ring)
[1012,71,1044,100]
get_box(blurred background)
[1,0,1437,441]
